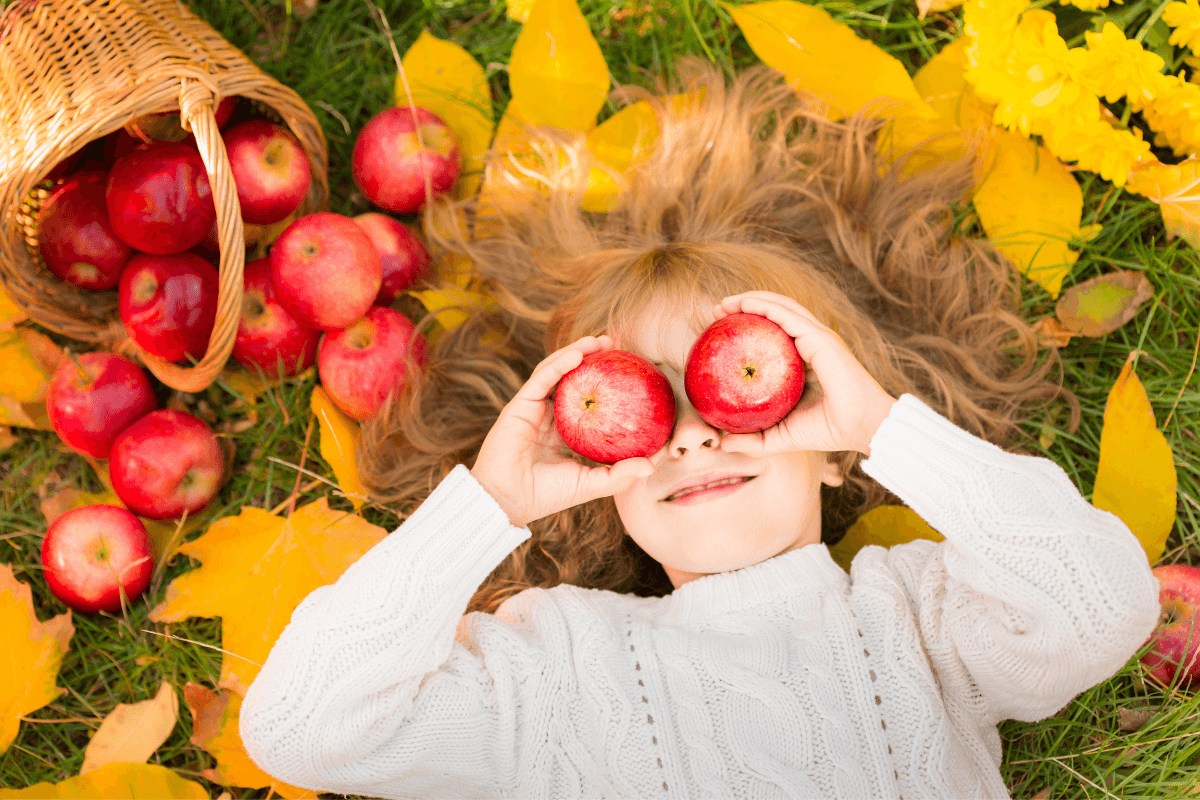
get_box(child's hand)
[470,335,654,529]
[713,292,898,457]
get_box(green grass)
[1,0,1199,797]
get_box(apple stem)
[64,348,93,386]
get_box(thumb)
[579,457,654,502]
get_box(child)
[239,62,1161,798]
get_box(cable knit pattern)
[239,394,1161,799]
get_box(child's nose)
[666,386,722,458]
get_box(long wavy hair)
[358,60,1080,614]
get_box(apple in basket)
[41,505,154,614]
[47,352,157,459]
[109,409,224,520]
[38,172,133,291]
[317,306,428,421]
[351,106,461,215]
[223,120,311,225]
[352,212,431,305]
[554,350,676,464]
[105,140,216,254]
[1141,564,1200,688]
[119,252,219,363]
[232,256,321,377]
[684,312,805,434]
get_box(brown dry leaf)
[1117,705,1157,732]
[80,681,178,774]
[0,762,208,799]
[1055,270,1154,337]
[828,505,944,571]
[149,499,387,695]
[1031,316,1077,348]
[0,563,74,754]
[1030,789,1051,800]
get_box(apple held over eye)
[554,350,676,465]
[119,252,219,363]
[233,257,321,377]
[224,120,312,225]
[47,352,157,459]
[41,505,154,614]
[1141,564,1200,688]
[110,409,224,520]
[352,106,461,215]
[38,172,133,291]
[105,140,216,254]
[317,306,428,421]
[684,312,805,434]
[352,212,431,305]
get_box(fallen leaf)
[407,283,497,332]
[148,499,387,695]
[582,100,661,212]
[0,427,16,451]
[507,0,536,22]
[1031,316,1077,348]
[911,38,993,131]
[1030,789,1051,800]
[0,762,209,799]
[80,681,178,774]
[508,0,609,131]
[917,0,965,18]
[1092,353,1178,565]
[827,505,944,571]
[1126,159,1200,249]
[0,328,66,430]
[310,385,366,510]
[0,285,26,330]
[183,683,310,799]
[1055,270,1154,337]
[0,563,74,754]
[1117,705,1157,732]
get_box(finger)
[575,457,654,503]
[722,296,846,367]
[720,292,830,331]
[515,336,604,405]
[719,430,767,456]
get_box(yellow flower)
[1081,23,1169,108]
[1040,115,1152,185]
[964,0,1031,69]
[1060,0,1120,9]
[1142,74,1200,155]
[1165,0,1200,55]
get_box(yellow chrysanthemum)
[1165,0,1200,55]
[1142,74,1200,155]
[1059,0,1120,10]
[1039,116,1152,184]
[963,0,1031,69]
[1081,23,1170,108]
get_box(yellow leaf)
[0,762,208,799]
[0,563,74,754]
[398,31,495,198]
[827,505,944,572]
[911,38,993,131]
[148,499,387,695]
[724,0,924,120]
[582,100,661,212]
[0,285,25,330]
[1093,354,1178,565]
[310,385,366,510]
[80,681,178,774]
[1055,270,1154,337]
[1126,159,1200,249]
[408,283,497,332]
[0,330,56,404]
[508,0,610,131]
[508,0,536,21]
[917,0,964,17]
[972,131,1083,298]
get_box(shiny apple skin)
[554,350,676,465]
[351,106,461,214]
[270,212,382,331]
[105,140,216,254]
[1141,564,1200,688]
[352,213,431,305]
[38,172,133,290]
[109,409,224,520]
[41,504,153,614]
[47,353,157,459]
[224,120,312,225]
[317,306,428,421]
[684,313,805,435]
[232,257,321,376]
[118,252,219,363]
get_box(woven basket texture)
[0,0,329,392]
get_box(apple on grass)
[684,312,806,434]
[554,350,676,465]
[1141,564,1200,688]
[224,120,311,225]
[38,172,133,291]
[105,140,216,254]
[351,106,461,215]
[119,252,219,363]
[109,409,224,520]
[47,352,157,459]
[318,306,428,421]
[233,256,321,377]
[41,504,154,614]
[352,213,431,305]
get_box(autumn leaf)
[310,385,366,510]
[0,285,25,330]
[1092,353,1178,565]
[148,499,387,695]
[0,327,66,430]
[1031,316,1077,348]
[1055,270,1154,337]
[582,100,661,212]
[917,0,964,18]
[507,0,536,22]
[218,365,316,434]
[1126,159,1200,249]
[827,505,944,571]
[911,38,993,132]
[80,681,177,774]
[183,683,311,799]
[0,563,74,754]
[407,282,498,332]
[0,427,16,451]
[0,762,209,799]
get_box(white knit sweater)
[240,393,1160,799]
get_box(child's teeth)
[670,476,748,499]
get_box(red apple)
[105,140,216,254]
[1141,564,1200,688]
[270,212,381,331]
[352,212,431,304]
[109,409,224,520]
[554,350,676,464]
[224,120,311,225]
[38,172,133,290]
[351,106,461,215]
[684,313,805,435]
[233,257,321,376]
[41,504,154,614]
[317,306,428,421]
[119,252,219,363]
[47,352,157,459]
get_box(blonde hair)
[358,60,1079,613]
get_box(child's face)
[611,295,844,588]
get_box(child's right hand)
[470,335,655,529]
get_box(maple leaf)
[828,505,944,571]
[80,680,177,774]
[148,499,387,695]
[0,563,74,754]
[1126,158,1200,248]
[0,762,208,799]
[310,385,366,510]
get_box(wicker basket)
[0,0,329,392]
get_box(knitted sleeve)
[856,394,1161,726]
[238,464,536,798]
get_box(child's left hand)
[712,291,898,457]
